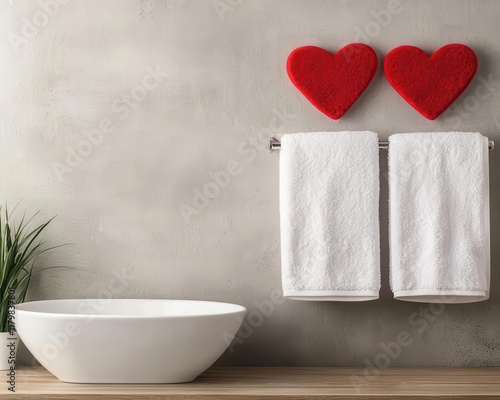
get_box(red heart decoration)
[287,44,378,120]
[384,44,477,120]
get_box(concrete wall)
[1,0,499,366]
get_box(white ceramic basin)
[16,299,246,383]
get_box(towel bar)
[269,137,495,151]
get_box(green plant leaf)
[0,206,62,332]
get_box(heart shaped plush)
[384,44,477,120]
[287,44,378,120]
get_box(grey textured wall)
[1,0,499,367]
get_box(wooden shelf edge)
[1,366,500,399]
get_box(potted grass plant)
[0,206,59,369]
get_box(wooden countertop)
[3,366,500,399]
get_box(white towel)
[389,132,490,303]
[280,131,380,301]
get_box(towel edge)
[394,289,488,304]
[283,290,379,302]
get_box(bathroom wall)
[1,0,500,366]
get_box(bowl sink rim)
[15,298,247,319]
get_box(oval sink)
[16,299,246,383]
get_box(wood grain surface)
[2,366,500,399]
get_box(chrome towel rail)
[269,137,495,151]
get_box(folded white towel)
[389,132,490,303]
[280,131,380,301]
